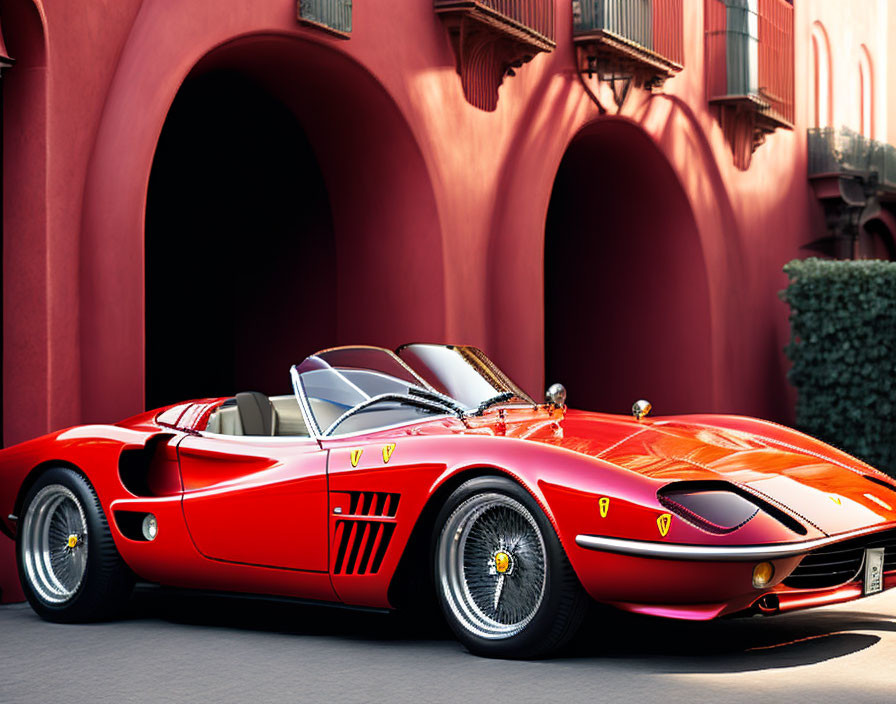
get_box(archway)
[544,119,713,415]
[145,70,336,407]
[859,217,896,260]
[137,35,446,409]
[810,22,832,129]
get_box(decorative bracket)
[435,1,555,112]
[807,172,881,257]
[709,95,793,170]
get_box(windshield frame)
[291,346,458,439]
[396,343,536,409]
[291,344,536,440]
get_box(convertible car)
[2,344,896,658]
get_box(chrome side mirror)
[632,399,652,420]
[545,383,567,408]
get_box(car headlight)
[658,484,760,534]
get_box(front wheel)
[17,467,134,622]
[433,476,587,658]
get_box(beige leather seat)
[205,394,309,437]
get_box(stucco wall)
[807,0,890,137]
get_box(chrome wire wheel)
[437,492,547,640]
[21,484,89,605]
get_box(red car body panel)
[3,397,896,619]
[178,434,329,572]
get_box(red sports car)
[2,344,895,658]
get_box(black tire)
[16,467,134,622]
[432,476,588,658]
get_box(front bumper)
[572,524,896,620]
[574,525,893,562]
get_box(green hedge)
[780,258,896,476]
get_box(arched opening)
[544,119,713,415]
[810,22,832,129]
[143,36,446,408]
[859,218,896,260]
[145,71,336,407]
[858,45,873,138]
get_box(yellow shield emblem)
[657,513,672,537]
[382,443,396,464]
[350,449,363,467]
[494,552,510,574]
[598,497,610,518]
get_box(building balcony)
[435,0,555,47]
[297,0,352,37]
[572,0,684,90]
[705,0,793,168]
[807,127,896,258]
[434,0,556,111]
[808,127,896,192]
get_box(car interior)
[204,392,310,437]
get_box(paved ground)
[2,586,896,703]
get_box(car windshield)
[396,343,533,409]
[291,345,534,437]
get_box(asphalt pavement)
[2,585,896,703]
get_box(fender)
[0,425,178,538]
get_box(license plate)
[864,548,885,595]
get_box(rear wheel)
[433,476,587,658]
[17,467,134,622]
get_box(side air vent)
[657,480,807,536]
[119,434,180,497]
[333,521,396,575]
[331,492,400,575]
[784,528,896,589]
[347,491,399,517]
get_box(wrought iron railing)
[808,127,896,190]
[705,0,793,125]
[573,0,684,66]
[298,0,352,35]
[435,0,555,42]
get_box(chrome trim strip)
[575,526,894,562]
[198,431,320,444]
[7,514,17,522]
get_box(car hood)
[540,409,896,536]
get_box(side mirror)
[545,383,567,408]
[631,399,652,420]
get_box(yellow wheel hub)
[494,551,510,574]
[67,534,79,549]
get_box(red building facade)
[1,0,893,601]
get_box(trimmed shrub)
[780,258,896,476]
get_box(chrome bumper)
[575,526,889,562]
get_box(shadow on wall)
[544,119,713,416]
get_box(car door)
[178,434,328,572]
